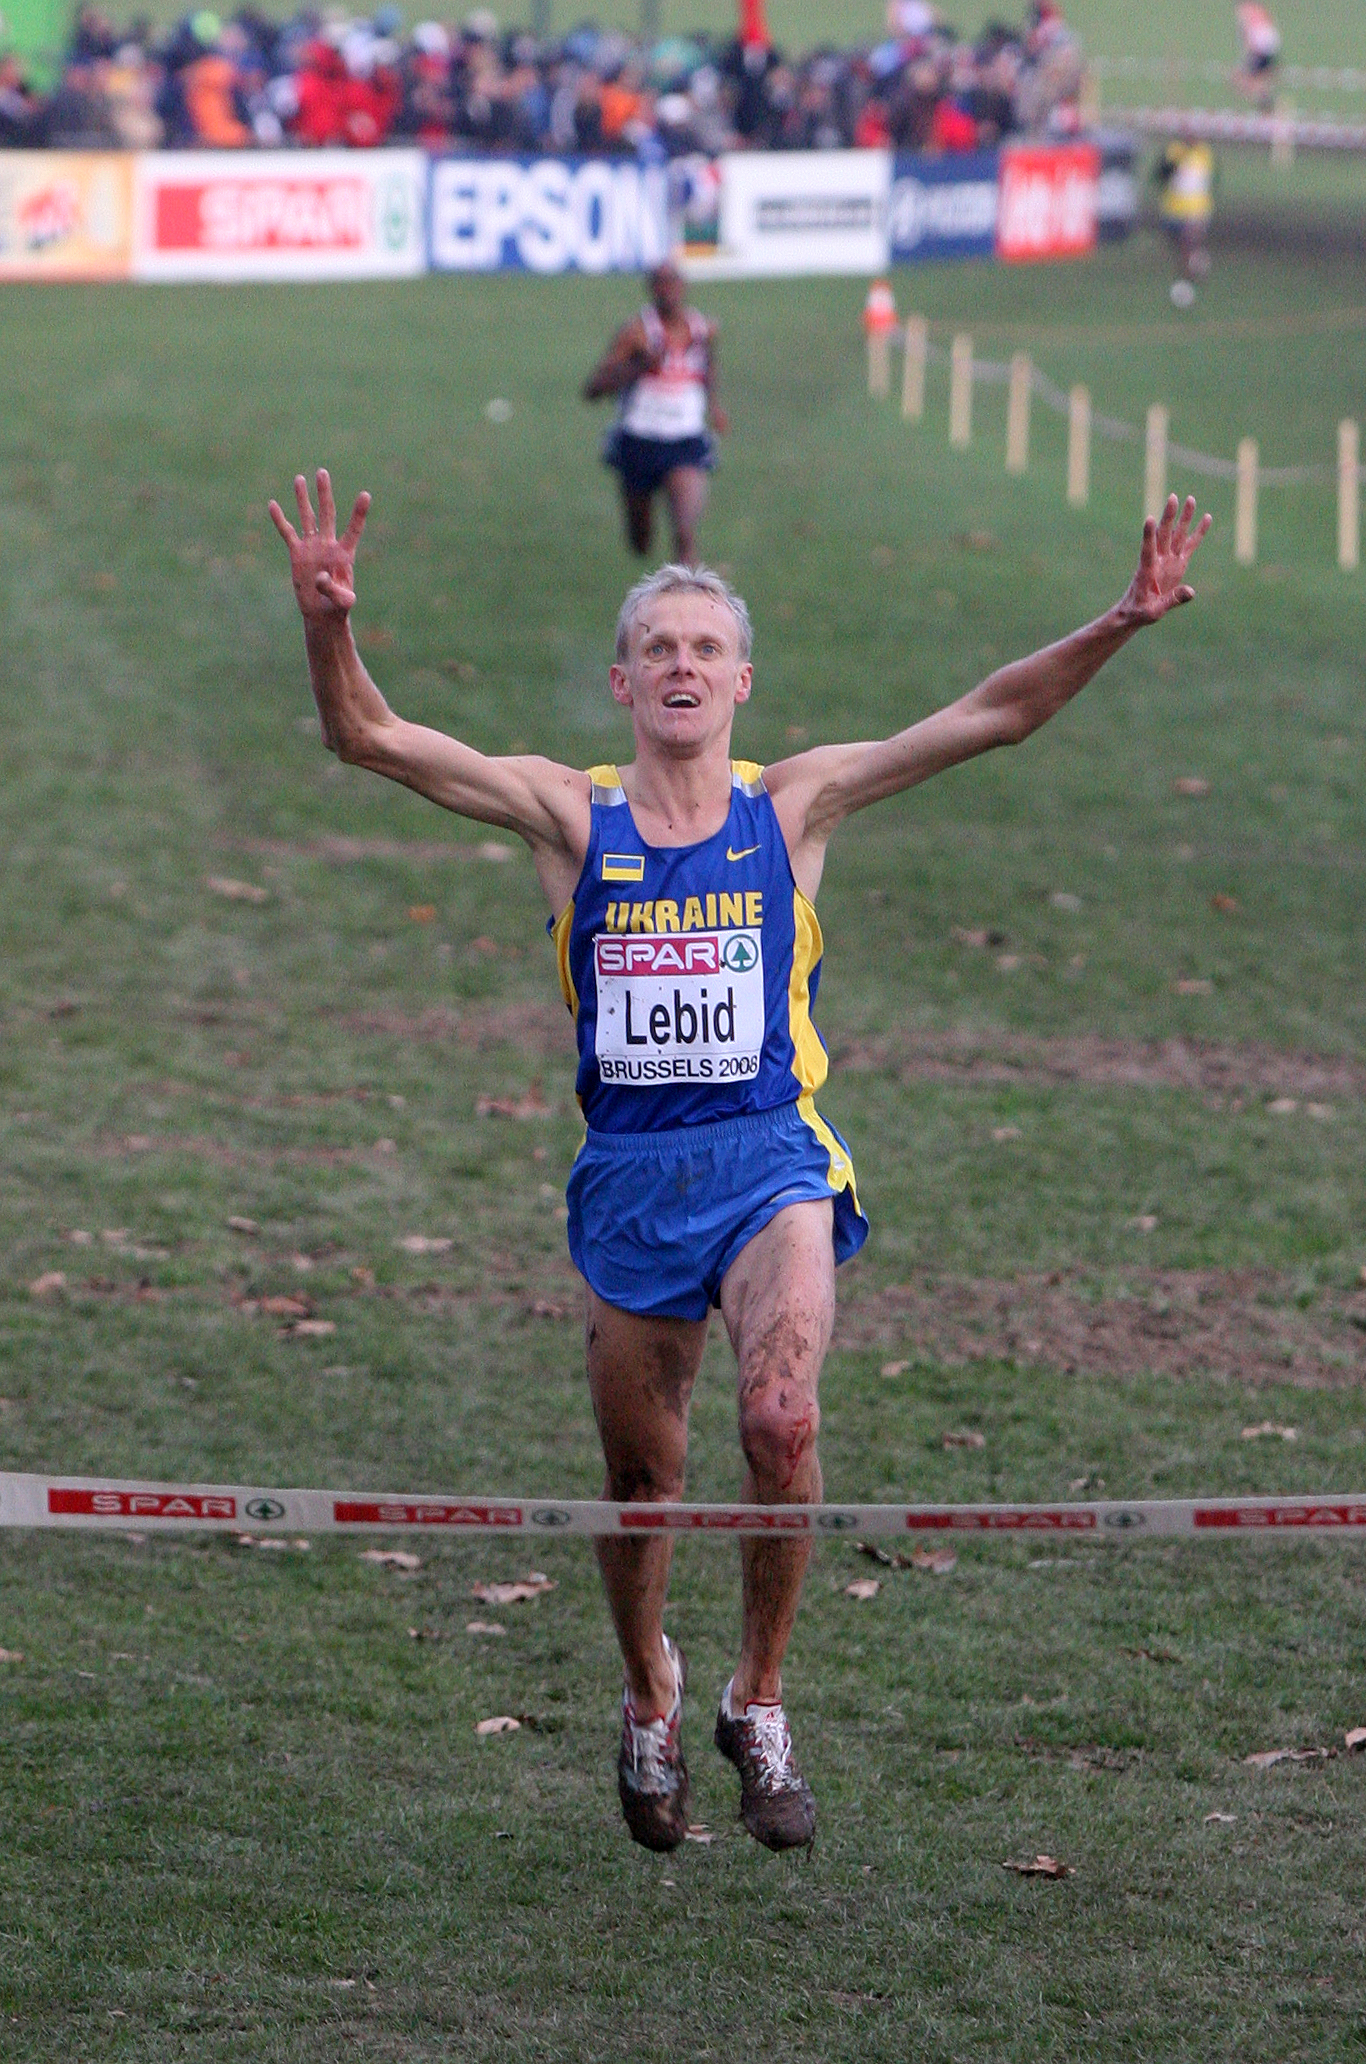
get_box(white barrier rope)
[923,337,1348,486]
[6,1471,1366,1539]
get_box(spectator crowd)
[0,0,1085,154]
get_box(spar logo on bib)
[594,931,765,1086]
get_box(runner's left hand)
[1117,494,1212,625]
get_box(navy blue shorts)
[603,429,717,498]
[566,1101,869,1322]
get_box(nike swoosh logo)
[726,844,760,862]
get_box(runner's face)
[610,594,752,754]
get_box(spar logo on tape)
[906,1509,1098,1532]
[1195,1502,1366,1529]
[49,1488,237,1520]
[620,1508,810,1532]
[333,1500,524,1527]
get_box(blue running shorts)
[566,1101,869,1322]
[602,428,717,497]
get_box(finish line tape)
[4,1472,1366,1539]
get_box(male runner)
[584,260,727,566]
[269,473,1210,1852]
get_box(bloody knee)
[738,1370,820,1493]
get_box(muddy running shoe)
[714,1679,816,1851]
[617,1636,690,1852]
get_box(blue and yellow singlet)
[550,760,858,1207]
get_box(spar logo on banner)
[429,157,669,273]
[133,150,426,281]
[889,150,999,264]
[997,143,1100,263]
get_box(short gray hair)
[614,563,753,664]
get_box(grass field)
[3,212,1366,2058]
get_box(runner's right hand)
[268,469,371,623]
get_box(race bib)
[620,379,708,442]
[594,931,765,1087]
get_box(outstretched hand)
[1118,494,1213,627]
[268,469,371,624]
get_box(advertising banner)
[889,149,999,264]
[996,141,1100,263]
[687,148,891,279]
[429,156,669,273]
[133,149,426,281]
[0,152,133,279]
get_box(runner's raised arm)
[269,470,589,911]
[767,496,1211,895]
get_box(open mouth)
[663,691,700,709]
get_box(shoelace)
[739,1702,798,1791]
[623,1704,677,1790]
[623,1645,681,1792]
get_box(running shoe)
[617,1636,690,1852]
[714,1679,816,1851]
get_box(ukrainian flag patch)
[601,852,645,884]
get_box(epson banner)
[889,150,999,264]
[429,156,669,273]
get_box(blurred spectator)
[6,0,1087,155]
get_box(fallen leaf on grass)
[1307,1102,1336,1122]
[206,876,269,904]
[351,1265,376,1288]
[287,1319,336,1338]
[943,1429,986,1450]
[880,1359,909,1377]
[477,842,513,863]
[260,1295,312,1319]
[1346,1727,1366,1751]
[856,1541,897,1567]
[952,926,990,948]
[465,1620,506,1636]
[1119,1645,1183,1665]
[408,904,436,923]
[67,1229,93,1246]
[476,1085,550,1121]
[1173,978,1213,996]
[1241,1421,1297,1441]
[0,1648,24,1663]
[475,1715,521,1736]
[471,1574,556,1605]
[407,1626,443,1642]
[1245,1746,1331,1769]
[844,1578,881,1600]
[1204,1811,1237,1824]
[1268,1096,1298,1115]
[992,1125,1022,1143]
[227,1216,260,1234]
[1210,893,1239,914]
[1173,776,1210,797]
[398,1234,453,1255]
[910,1544,958,1575]
[28,1272,66,1297]
[1002,1854,1071,1878]
[361,1550,422,1571]
[684,1825,717,1844]
[1129,1214,1158,1232]
[527,1298,569,1320]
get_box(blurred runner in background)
[1235,3,1281,110]
[585,262,728,567]
[1155,138,1214,282]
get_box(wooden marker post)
[1006,353,1031,475]
[1144,404,1168,519]
[1235,438,1259,564]
[1271,97,1295,169]
[949,333,973,450]
[1067,385,1091,507]
[1338,419,1360,571]
[901,315,928,421]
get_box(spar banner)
[428,156,670,273]
[132,149,426,281]
[686,148,891,279]
[996,141,1100,262]
[889,149,999,264]
[0,151,134,279]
